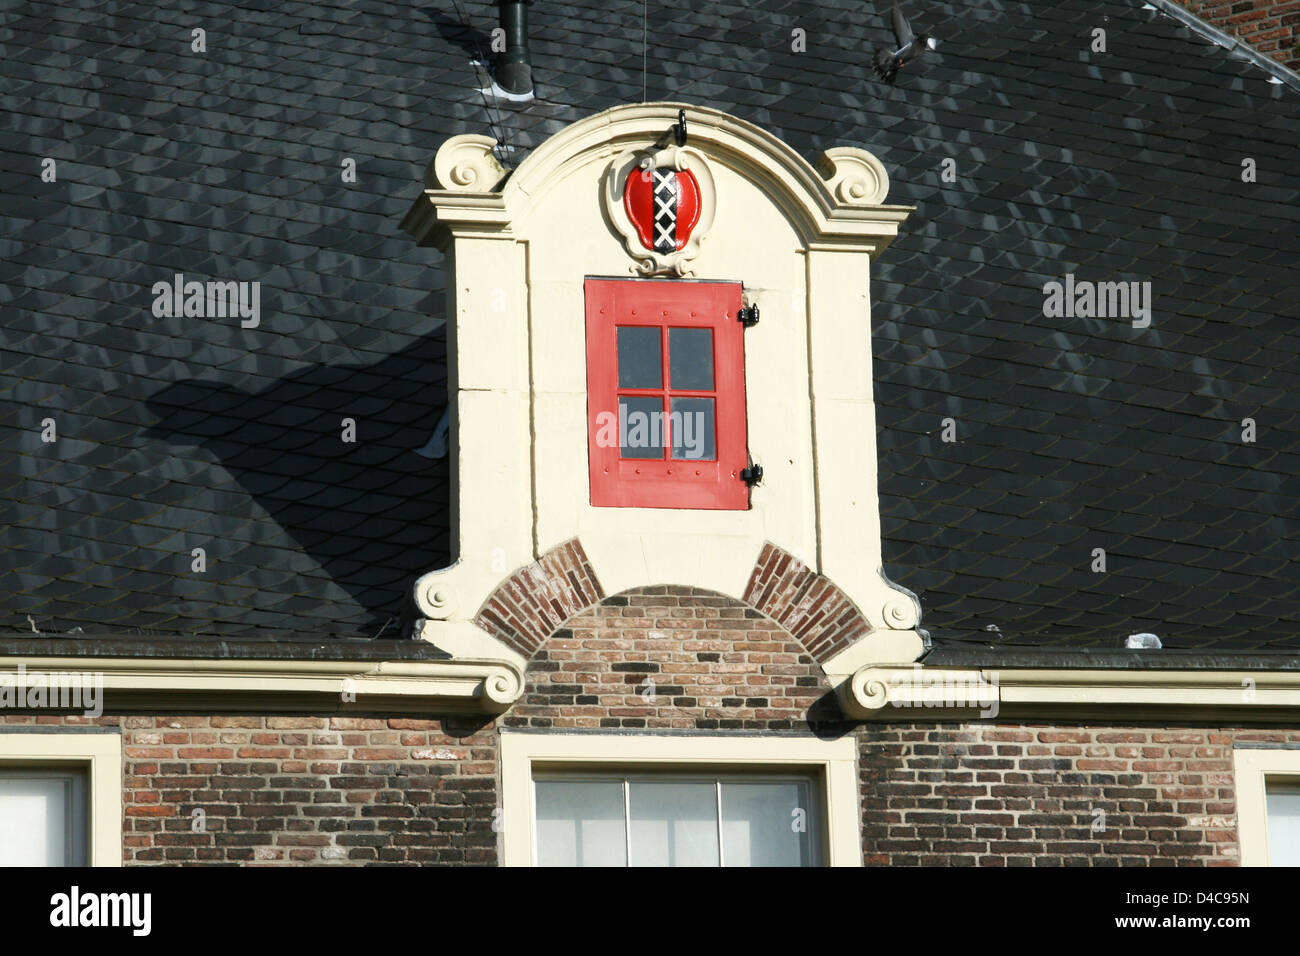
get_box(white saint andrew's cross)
[651,168,679,253]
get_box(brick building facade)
[4,1,1298,869]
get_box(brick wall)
[504,585,848,732]
[858,722,1300,866]
[0,713,498,865]
[1168,0,1300,69]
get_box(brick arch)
[474,539,606,659]
[504,585,847,732]
[742,543,873,664]
[474,538,873,666]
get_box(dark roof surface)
[2,0,1298,654]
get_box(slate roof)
[2,0,1298,656]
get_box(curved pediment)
[404,102,911,258]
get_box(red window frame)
[585,277,749,510]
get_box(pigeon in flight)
[873,1,937,84]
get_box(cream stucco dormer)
[401,102,923,708]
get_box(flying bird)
[873,1,937,84]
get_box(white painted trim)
[0,731,121,867]
[1234,747,1300,866]
[500,731,860,867]
[0,656,525,713]
[844,664,1300,719]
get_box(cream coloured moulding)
[842,664,1300,722]
[401,102,923,691]
[0,656,525,715]
[1234,746,1300,866]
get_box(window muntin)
[533,772,819,867]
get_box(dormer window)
[584,277,749,510]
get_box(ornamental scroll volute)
[602,145,716,276]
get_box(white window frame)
[1233,746,1300,866]
[0,767,88,866]
[501,732,860,866]
[0,732,121,867]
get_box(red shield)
[623,166,701,253]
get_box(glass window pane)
[669,328,713,391]
[617,326,661,389]
[628,781,719,866]
[670,397,715,461]
[619,396,665,459]
[0,772,85,867]
[535,780,627,867]
[721,781,812,867]
[1266,783,1300,866]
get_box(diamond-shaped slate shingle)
[1,0,1297,656]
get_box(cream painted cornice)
[401,102,915,255]
[401,193,512,250]
[843,664,1300,721]
[0,656,524,714]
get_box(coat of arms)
[603,144,715,276]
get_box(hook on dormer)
[674,109,687,146]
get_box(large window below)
[535,772,819,867]
[501,732,860,866]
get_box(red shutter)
[585,277,749,510]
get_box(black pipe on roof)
[497,0,533,95]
